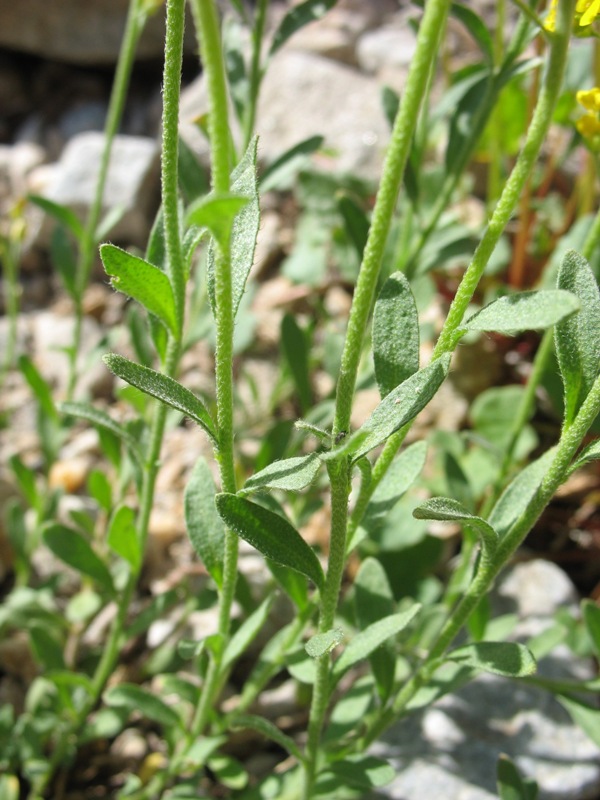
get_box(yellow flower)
[576,112,600,138]
[577,87,600,111]
[545,0,558,30]
[576,0,600,25]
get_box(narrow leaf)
[326,755,395,790]
[103,354,216,443]
[582,600,600,660]
[18,355,57,420]
[104,684,181,728]
[28,194,84,240]
[60,402,143,466]
[207,137,259,320]
[557,694,600,748]
[260,135,324,191]
[178,135,209,203]
[215,494,324,589]
[242,454,321,495]
[489,448,555,537]
[497,755,539,800]
[413,497,498,554]
[281,314,312,413]
[463,290,580,334]
[43,524,113,592]
[450,3,494,65]
[222,596,272,670]
[107,505,141,571]
[373,272,420,397]
[269,0,336,56]
[446,642,536,677]
[555,250,600,426]
[570,438,600,473]
[101,244,178,335]
[335,356,450,461]
[185,193,249,251]
[332,606,421,682]
[305,628,344,658]
[338,193,370,260]
[231,714,303,761]
[184,458,225,588]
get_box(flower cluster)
[546,0,600,31]
[576,87,600,149]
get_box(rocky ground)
[0,1,599,798]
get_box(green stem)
[582,203,600,260]
[332,0,451,439]
[433,0,574,358]
[67,0,148,399]
[242,0,269,151]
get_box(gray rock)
[0,0,196,64]
[356,24,418,78]
[370,561,600,800]
[30,131,160,250]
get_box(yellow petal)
[578,0,600,25]
[576,88,600,111]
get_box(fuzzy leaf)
[242,454,321,495]
[215,494,324,589]
[334,356,450,461]
[325,755,395,790]
[555,250,600,426]
[361,441,427,529]
[489,448,555,537]
[43,524,113,593]
[570,438,600,473]
[497,755,539,800]
[463,290,579,335]
[104,684,181,728]
[451,3,494,65]
[269,0,337,56]
[100,244,178,335]
[231,715,303,761]
[557,694,600,748]
[373,272,420,397]
[582,599,600,660]
[184,458,225,588]
[185,193,249,250]
[60,402,143,466]
[281,314,312,413]
[28,194,85,240]
[305,628,344,658]
[107,505,141,571]
[207,137,259,320]
[222,596,272,670]
[446,642,536,677]
[103,354,216,443]
[332,606,421,682]
[413,497,498,554]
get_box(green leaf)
[373,272,420,398]
[18,354,57,420]
[305,628,344,658]
[269,0,337,56]
[28,194,84,240]
[104,684,181,728]
[231,715,303,761]
[207,137,259,321]
[59,402,144,466]
[185,193,249,251]
[489,448,555,537]
[557,694,600,748]
[570,438,600,473]
[103,354,217,443]
[94,204,126,243]
[333,355,450,461]
[178,135,209,203]
[215,494,325,590]
[497,754,538,800]
[184,458,225,588]
[281,313,312,413]
[450,3,494,65]
[50,225,77,298]
[242,454,321,495]
[9,455,40,511]
[325,755,395,790]
[207,755,248,791]
[354,559,396,701]
[267,559,309,611]
[222,596,272,670]
[29,624,66,671]
[463,290,580,335]
[100,244,178,335]
[337,193,370,261]
[43,524,113,592]
[87,469,113,512]
[413,497,498,554]
[555,250,600,426]
[446,642,536,677]
[332,606,421,682]
[582,599,600,659]
[107,505,141,571]
[260,135,324,192]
